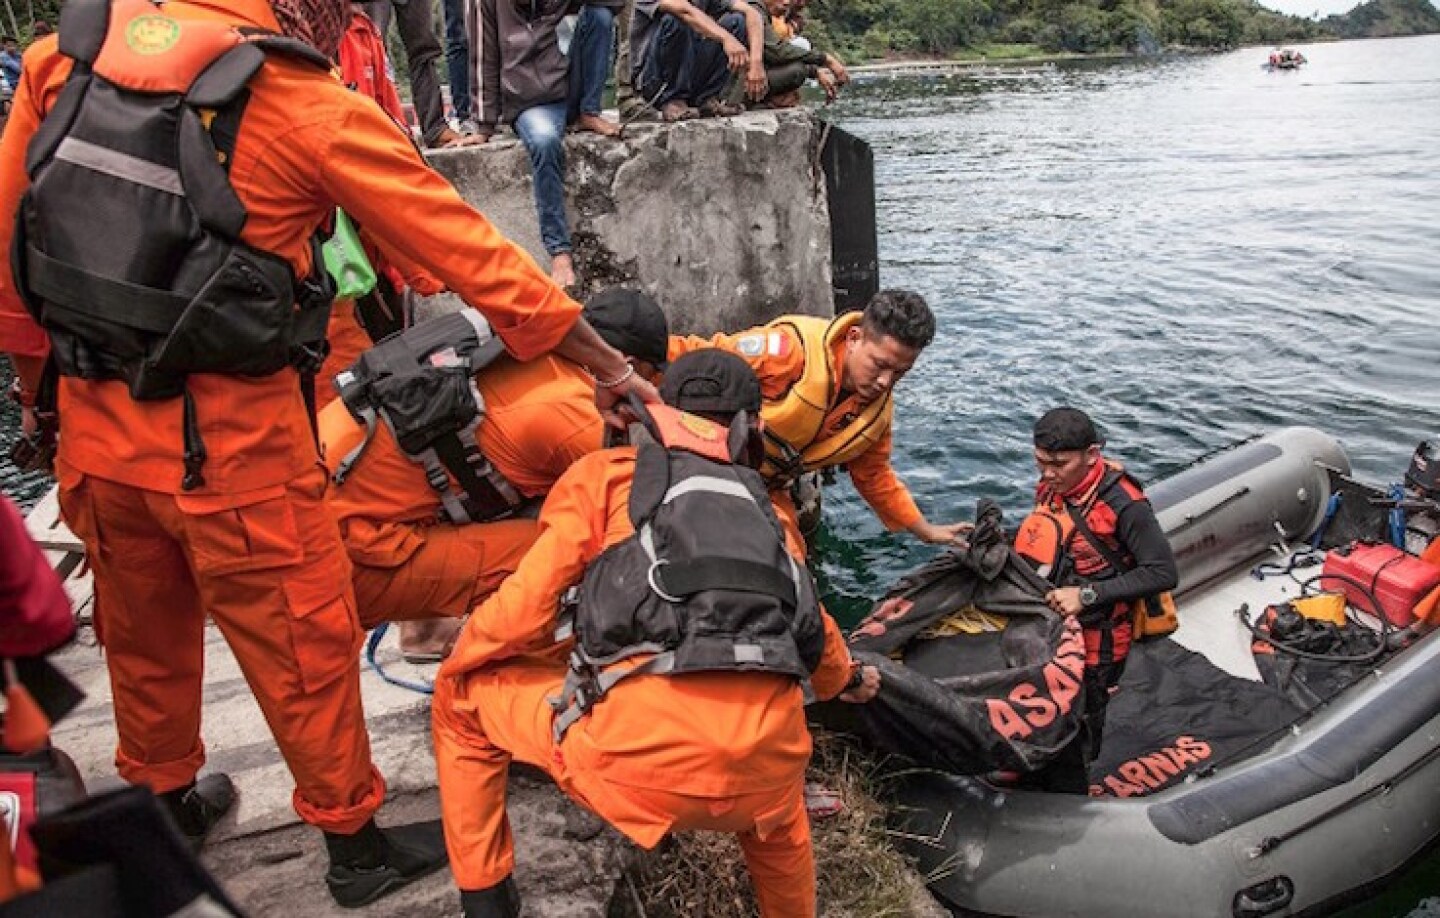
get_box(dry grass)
[619,730,934,918]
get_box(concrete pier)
[423,108,868,330]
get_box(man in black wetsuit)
[1014,407,1179,793]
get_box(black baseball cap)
[1033,407,1105,452]
[583,288,669,370]
[660,349,761,415]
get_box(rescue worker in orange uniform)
[0,0,655,906]
[668,289,967,554]
[319,288,671,660]
[1013,407,1178,793]
[315,1,443,408]
[432,350,881,917]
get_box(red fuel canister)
[1321,541,1440,627]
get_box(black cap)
[1033,407,1104,452]
[660,349,761,415]
[583,288,669,369]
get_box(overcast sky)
[1258,0,1354,16]
[1257,0,1417,16]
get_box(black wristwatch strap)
[844,661,865,691]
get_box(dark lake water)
[813,35,1440,619]
[2,33,1437,915]
[815,35,1440,916]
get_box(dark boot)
[158,773,235,849]
[460,876,521,918]
[324,818,449,908]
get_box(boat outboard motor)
[1395,440,1440,554]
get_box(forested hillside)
[1323,0,1440,36]
[802,0,1437,58]
[804,0,1323,58]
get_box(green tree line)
[800,0,1420,59]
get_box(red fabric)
[337,9,405,125]
[0,496,74,658]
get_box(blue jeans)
[441,0,471,122]
[514,5,615,257]
[638,10,746,107]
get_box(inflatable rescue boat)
[882,428,1440,918]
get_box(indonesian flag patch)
[737,333,789,358]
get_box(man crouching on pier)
[432,350,880,917]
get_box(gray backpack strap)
[550,651,677,742]
[331,367,380,484]
[187,42,266,107]
[58,0,110,65]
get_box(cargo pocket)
[176,485,302,577]
[282,567,363,695]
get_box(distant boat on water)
[1265,48,1308,70]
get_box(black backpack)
[12,0,337,489]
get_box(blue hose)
[364,622,435,695]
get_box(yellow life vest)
[759,313,893,485]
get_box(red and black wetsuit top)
[1015,460,1178,667]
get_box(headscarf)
[270,0,348,60]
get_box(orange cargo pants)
[432,660,817,917]
[349,519,538,629]
[57,462,385,834]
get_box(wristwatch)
[844,661,866,692]
[1079,585,1099,609]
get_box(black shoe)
[325,818,449,908]
[159,773,235,849]
[461,876,521,918]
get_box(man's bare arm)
[656,0,749,67]
[732,0,767,99]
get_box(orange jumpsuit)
[319,354,605,627]
[315,7,444,410]
[432,448,855,915]
[0,0,579,834]
[669,322,922,551]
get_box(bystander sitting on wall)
[630,0,767,122]
[470,0,625,288]
[361,0,475,148]
[728,0,847,108]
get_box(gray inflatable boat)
[893,427,1440,917]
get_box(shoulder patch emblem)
[737,334,765,357]
[126,15,182,55]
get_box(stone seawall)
[423,109,840,333]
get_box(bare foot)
[550,253,576,289]
[445,133,488,148]
[766,90,801,109]
[574,112,622,138]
